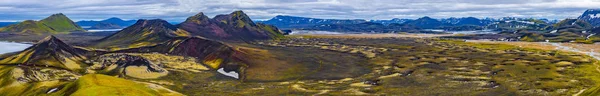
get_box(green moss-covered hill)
[50,74,182,96]
[0,13,85,34]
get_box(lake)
[289,30,344,35]
[87,29,123,32]
[0,41,31,54]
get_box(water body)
[547,43,600,60]
[422,29,499,34]
[289,30,344,35]
[87,29,123,32]
[447,30,499,34]
[0,41,31,54]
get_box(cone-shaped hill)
[0,36,89,70]
[178,11,285,42]
[0,13,85,34]
[96,19,189,48]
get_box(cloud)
[0,0,599,22]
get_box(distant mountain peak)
[193,12,207,17]
[134,19,177,30]
[36,35,73,49]
[232,10,246,15]
[40,35,61,43]
[50,13,66,16]
[419,16,434,19]
[42,13,70,21]
[230,10,255,25]
[185,12,211,24]
[77,17,136,27]
[274,15,288,17]
[104,17,125,22]
[578,9,600,26]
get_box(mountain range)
[177,11,285,42]
[304,22,423,33]
[89,22,123,29]
[0,13,85,34]
[259,15,368,29]
[96,11,285,49]
[76,17,137,27]
[578,9,600,27]
[370,18,413,25]
[261,15,499,32]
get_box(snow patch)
[217,68,239,79]
[46,88,59,94]
[587,33,596,39]
[589,14,600,18]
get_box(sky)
[1,0,600,22]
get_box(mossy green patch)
[38,14,85,33]
[51,74,177,96]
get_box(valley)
[1,1,600,95]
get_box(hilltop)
[178,11,285,42]
[96,19,189,48]
[0,13,85,34]
[578,9,600,26]
[0,36,90,70]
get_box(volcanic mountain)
[178,11,284,42]
[115,37,240,69]
[96,19,189,48]
[0,36,89,70]
[0,13,85,34]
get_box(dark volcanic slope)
[96,19,189,48]
[0,36,89,70]
[114,37,242,71]
[178,11,284,42]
